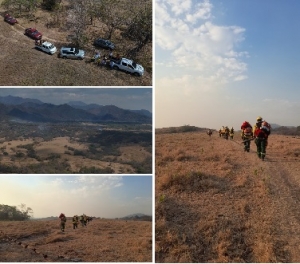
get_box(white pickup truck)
[35,41,57,55]
[110,57,144,76]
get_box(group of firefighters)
[240,116,271,161]
[218,126,235,140]
[58,213,92,232]
[216,116,271,161]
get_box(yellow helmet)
[256,116,263,122]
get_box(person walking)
[229,127,234,140]
[59,213,67,232]
[241,121,253,152]
[72,215,79,229]
[253,117,271,160]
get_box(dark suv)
[94,38,115,50]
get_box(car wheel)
[133,72,140,77]
[62,56,67,59]
[113,66,119,70]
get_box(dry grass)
[0,136,152,173]
[0,218,152,262]
[156,131,300,262]
[0,2,152,86]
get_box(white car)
[111,58,144,76]
[35,41,57,55]
[59,47,85,60]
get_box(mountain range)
[0,96,152,123]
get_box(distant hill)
[0,96,152,124]
[68,102,152,118]
[156,125,210,134]
[120,213,152,221]
[130,109,152,118]
[0,95,43,105]
[272,125,300,136]
[68,101,104,110]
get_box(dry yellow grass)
[0,218,152,262]
[156,131,300,262]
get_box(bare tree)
[66,0,89,47]
[124,1,152,57]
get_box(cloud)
[156,0,248,85]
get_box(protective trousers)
[243,137,251,152]
[255,137,267,160]
[60,222,65,232]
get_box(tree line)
[0,203,33,221]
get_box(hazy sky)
[156,0,300,129]
[0,88,152,112]
[0,175,152,218]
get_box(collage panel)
[0,0,152,86]
[155,0,300,263]
[0,88,152,174]
[0,175,153,262]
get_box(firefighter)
[253,117,271,160]
[229,127,234,140]
[241,121,253,152]
[72,215,79,229]
[59,213,67,232]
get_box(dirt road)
[155,131,300,262]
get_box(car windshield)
[33,31,39,35]
[132,61,137,68]
[49,44,54,49]
[75,48,79,54]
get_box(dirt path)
[155,131,300,262]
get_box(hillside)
[0,218,152,262]
[156,129,300,262]
[0,0,152,86]
[0,96,152,123]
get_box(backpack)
[241,121,251,130]
[261,121,271,135]
[243,126,252,136]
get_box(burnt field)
[0,218,152,262]
[0,121,152,173]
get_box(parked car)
[4,14,18,25]
[94,38,115,50]
[24,28,42,40]
[59,47,85,60]
[110,57,144,76]
[35,41,57,55]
